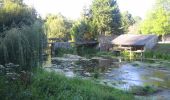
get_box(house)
[112,34,158,51]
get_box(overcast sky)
[24,0,155,19]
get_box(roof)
[112,34,157,46]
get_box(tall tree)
[45,14,72,41]
[91,0,122,35]
[139,0,170,41]
[127,16,142,34]
[70,19,97,42]
[0,0,46,70]
[0,0,37,33]
[70,6,97,42]
[121,11,135,33]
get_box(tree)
[154,0,170,11]
[70,19,97,42]
[134,16,142,23]
[45,14,72,41]
[121,11,135,33]
[70,6,97,42]
[139,0,170,41]
[91,0,122,35]
[0,0,46,70]
[0,0,37,33]
[127,16,142,34]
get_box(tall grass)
[144,51,170,60]
[0,68,134,100]
[0,21,46,70]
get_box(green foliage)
[0,21,45,70]
[0,68,134,100]
[45,14,72,40]
[121,11,135,33]
[55,48,76,57]
[139,0,170,37]
[31,69,134,100]
[95,51,116,58]
[127,16,142,34]
[121,50,130,58]
[130,86,158,95]
[54,45,99,58]
[144,51,170,60]
[70,19,97,42]
[0,0,37,32]
[0,0,46,70]
[91,0,122,35]
[76,46,98,58]
[143,43,170,60]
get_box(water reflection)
[43,55,170,91]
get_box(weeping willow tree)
[0,21,45,70]
[0,0,46,71]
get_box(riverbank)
[144,43,170,60]
[0,68,134,100]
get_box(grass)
[0,68,134,100]
[153,43,170,54]
[95,51,116,58]
[144,43,170,60]
[130,86,158,96]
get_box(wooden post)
[130,47,132,60]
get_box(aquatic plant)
[130,85,158,95]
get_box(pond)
[43,54,170,99]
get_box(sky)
[24,0,155,19]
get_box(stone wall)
[53,42,72,50]
[98,35,117,51]
[145,35,158,50]
[165,35,170,42]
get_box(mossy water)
[44,54,170,99]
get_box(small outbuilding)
[112,34,158,51]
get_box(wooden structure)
[112,34,158,59]
[112,34,158,51]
